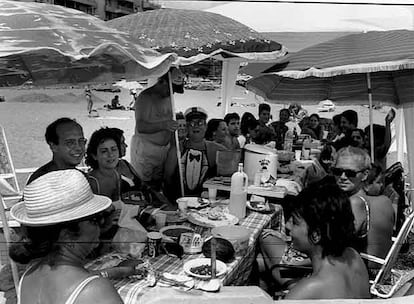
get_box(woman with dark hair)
[302,113,324,140]
[86,127,120,201]
[9,170,139,304]
[205,118,232,149]
[260,182,370,299]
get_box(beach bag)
[112,202,147,258]
[181,148,208,193]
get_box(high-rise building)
[14,0,160,20]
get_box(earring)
[310,231,320,244]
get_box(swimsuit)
[352,195,370,253]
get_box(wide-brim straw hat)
[10,169,112,226]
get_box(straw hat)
[10,170,112,226]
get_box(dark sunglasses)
[331,167,364,178]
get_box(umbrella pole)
[168,71,185,197]
[367,73,375,162]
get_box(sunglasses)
[331,167,364,178]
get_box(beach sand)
[0,85,388,188]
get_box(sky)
[158,0,414,32]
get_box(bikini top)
[357,195,370,239]
[18,266,100,304]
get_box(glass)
[331,167,364,178]
[63,138,87,149]
[188,120,205,127]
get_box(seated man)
[27,117,86,184]
[260,182,370,299]
[180,107,226,195]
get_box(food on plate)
[207,208,226,221]
[190,264,216,276]
[202,237,235,263]
[250,201,269,211]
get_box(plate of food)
[177,197,210,209]
[159,225,194,243]
[246,196,273,213]
[187,206,238,228]
[183,258,227,280]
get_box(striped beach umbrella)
[246,30,414,106]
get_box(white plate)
[183,258,227,279]
[176,197,210,209]
[246,201,272,213]
[187,208,238,228]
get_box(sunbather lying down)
[259,182,371,300]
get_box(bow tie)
[189,153,201,162]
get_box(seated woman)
[9,170,141,304]
[260,182,370,299]
[205,118,234,150]
[301,113,324,140]
[333,146,395,271]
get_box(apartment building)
[15,0,160,20]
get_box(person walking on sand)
[85,85,93,115]
[27,117,86,184]
[131,67,185,191]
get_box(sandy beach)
[0,85,388,188]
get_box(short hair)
[224,112,240,124]
[352,128,365,138]
[45,118,82,145]
[86,127,120,169]
[258,103,271,114]
[291,182,355,257]
[332,114,342,126]
[280,108,290,117]
[342,110,358,127]
[205,118,225,141]
[176,111,185,120]
[335,146,371,170]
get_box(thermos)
[229,163,248,220]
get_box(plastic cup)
[177,199,188,215]
[208,188,217,201]
[154,213,167,230]
[295,150,302,161]
[322,130,329,139]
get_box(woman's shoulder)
[77,276,123,303]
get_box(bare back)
[19,265,122,304]
[134,88,173,146]
[286,248,370,299]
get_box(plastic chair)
[360,211,414,298]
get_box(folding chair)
[361,211,414,298]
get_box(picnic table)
[86,205,284,304]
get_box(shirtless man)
[131,67,184,190]
[261,183,370,299]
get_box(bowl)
[211,226,251,256]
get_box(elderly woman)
[332,146,395,270]
[9,170,141,304]
[261,182,370,299]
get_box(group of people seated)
[5,92,402,302]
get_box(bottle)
[229,163,248,220]
[284,129,294,152]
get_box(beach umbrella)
[0,0,177,87]
[107,8,287,115]
[246,30,414,187]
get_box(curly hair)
[291,182,356,258]
[85,127,120,169]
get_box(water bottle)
[229,163,248,220]
[284,129,294,152]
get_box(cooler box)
[243,144,278,183]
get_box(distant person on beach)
[84,85,93,115]
[131,67,185,191]
[27,117,86,184]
